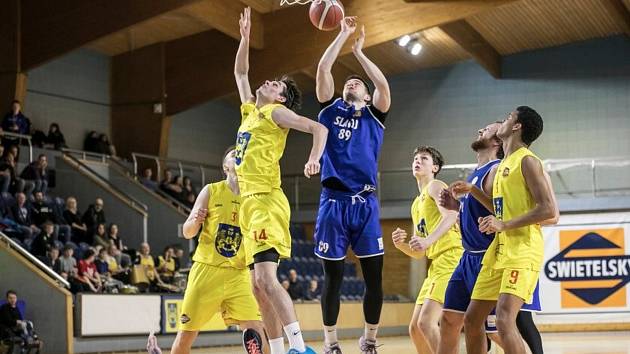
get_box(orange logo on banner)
[544,228,628,309]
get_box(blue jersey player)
[314,17,391,354]
[439,122,558,354]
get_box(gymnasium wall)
[24,49,111,150]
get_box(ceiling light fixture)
[411,42,423,56]
[398,35,411,47]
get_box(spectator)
[287,269,305,301]
[107,223,125,251]
[57,245,77,275]
[172,246,185,271]
[92,223,109,249]
[160,170,183,200]
[31,191,70,243]
[157,246,176,283]
[45,123,67,150]
[0,290,41,352]
[78,249,102,293]
[82,198,105,235]
[11,192,40,238]
[0,196,32,243]
[20,154,49,194]
[83,131,99,153]
[139,168,158,190]
[0,151,33,195]
[63,197,89,244]
[136,242,165,291]
[106,245,130,282]
[30,222,55,259]
[1,100,30,148]
[96,134,116,156]
[43,245,61,271]
[305,280,320,301]
[94,248,110,275]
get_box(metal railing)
[131,152,222,188]
[284,156,630,210]
[0,232,70,289]
[0,131,33,162]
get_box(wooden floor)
[135,331,630,354]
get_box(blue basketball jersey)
[459,159,501,252]
[318,98,386,193]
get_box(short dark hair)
[515,106,543,146]
[83,249,95,259]
[344,74,372,95]
[413,145,445,176]
[278,76,302,112]
[6,290,16,298]
[12,100,20,105]
[494,120,505,159]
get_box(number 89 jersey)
[318,98,387,193]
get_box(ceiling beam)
[439,19,502,78]
[20,0,204,70]
[164,0,515,115]
[601,0,630,36]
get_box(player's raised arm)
[316,16,357,103]
[271,106,328,178]
[352,26,391,113]
[234,7,254,104]
[182,185,210,239]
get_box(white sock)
[283,321,306,352]
[268,337,285,354]
[364,322,379,341]
[324,325,338,346]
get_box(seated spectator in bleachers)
[159,170,184,201]
[92,223,109,249]
[57,245,77,275]
[30,222,55,260]
[0,290,41,353]
[95,248,110,275]
[82,198,105,236]
[139,168,158,190]
[106,245,131,283]
[0,195,32,243]
[1,100,30,148]
[157,246,176,284]
[182,176,196,207]
[31,191,70,243]
[136,242,166,292]
[305,280,320,301]
[78,249,102,293]
[97,134,116,156]
[288,269,305,301]
[20,154,49,195]
[43,245,61,271]
[172,246,185,271]
[11,193,40,240]
[0,151,33,195]
[63,197,89,244]
[107,223,125,251]
[45,123,67,150]
[83,131,99,153]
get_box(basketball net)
[279,0,314,6]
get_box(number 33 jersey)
[318,98,387,193]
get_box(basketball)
[309,0,344,31]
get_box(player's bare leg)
[464,300,496,354]
[496,294,526,354]
[250,269,285,354]
[417,299,442,353]
[437,311,464,354]
[409,304,432,354]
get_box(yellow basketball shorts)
[416,247,463,305]
[180,262,260,331]
[240,188,292,267]
[471,264,539,304]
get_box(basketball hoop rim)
[280,0,315,6]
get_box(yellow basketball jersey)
[235,103,289,197]
[411,180,462,260]
[489,147,544,270]
[193,181,245,269]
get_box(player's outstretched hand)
[341,16,358,34]
[450,181,473,198]
[352,25,365,55]
[239,7,251,39]
[478,215,505,234]
[194,208,208,225]
[409,236,430,252]
[391,227,407,247]
[304,159,321,178]
[439,188,460,211]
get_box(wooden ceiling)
[78,0,629,112]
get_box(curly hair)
[278,75,302,112]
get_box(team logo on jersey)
[544,228,629,308]
[502,167,510,177]
[215,223,242,258]
[416,219,428,238]
[180,314,191,324]
[235,132,252,166]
